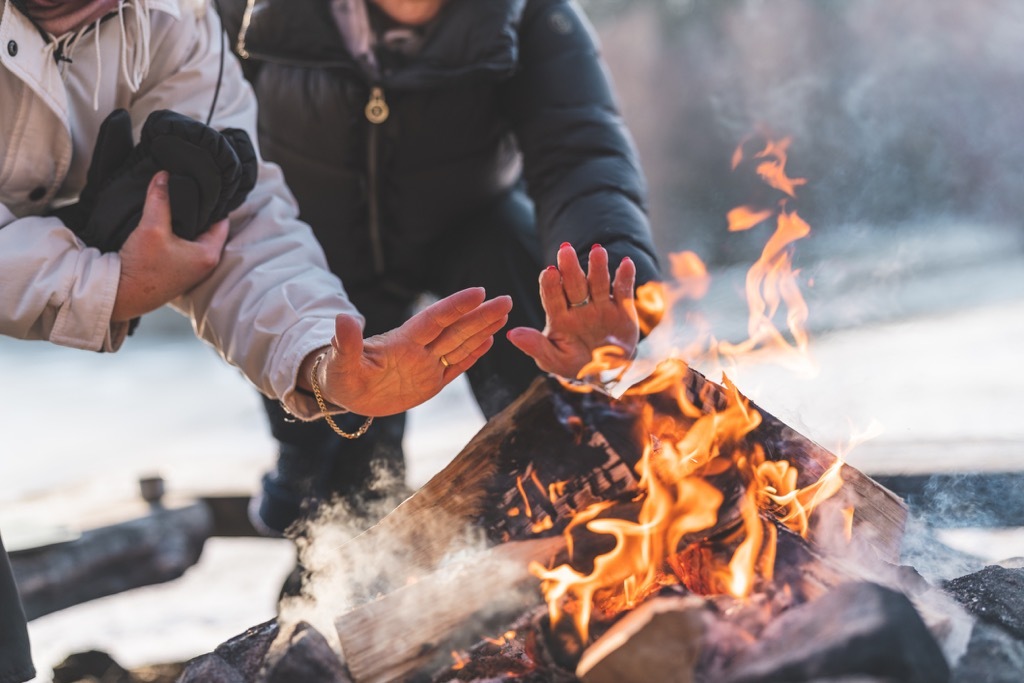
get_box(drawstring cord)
[39,0,153,110]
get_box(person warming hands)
[218,0,664,540]
[507,242,639,381]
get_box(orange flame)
[752,137,806,197]
[727,206,774,232]
[451,650,469,670]
[532,134,845,643]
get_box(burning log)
[337,537,565,683]
[331,364,906,682]
[574,595,706,683]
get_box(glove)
[55,109,258,253]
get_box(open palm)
[508,243,638,380]
[319,288,512,416]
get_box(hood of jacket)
[227,0,526,88]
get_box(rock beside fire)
[176,619,351,683]
[262,622,350,683]
[716,582,950,683]
[944,566,1024,640]
[952,621,1024,683]
[943,565,1024,683]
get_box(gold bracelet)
[310,352,374,439]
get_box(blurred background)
[2,0,1022,678]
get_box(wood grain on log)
[575,595,707,683]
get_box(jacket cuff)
[268,317,344,421]
[49,249,124,352]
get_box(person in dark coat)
[218,0,662,536]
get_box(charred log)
[330,369,906,682]
[716,582,950,683]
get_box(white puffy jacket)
[0,0,361,419]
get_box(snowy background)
[3,0,1024,678]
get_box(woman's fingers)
[426,295,512,357]
[612,256,636,305]
[556,242,590,307]
[404,287,488,346]
[506,326,560,373]
[587,244,611,302]
[444,336,495,380]
[331,312,366,363]
[539,265,567,315]
[434,313,509,365]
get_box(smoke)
[273,463,534,664]
[590,0,1024,261]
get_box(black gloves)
[55,108,258,253]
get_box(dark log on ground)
[945,570,1024,682]
[575,595,706,683]
[945,566,1024,640]
[331,368,906,682]
[10,501,211,619]
[873,472,1024,528]
[717,582,950,683]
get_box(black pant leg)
[429,188,547,418]
[0,533,34,683]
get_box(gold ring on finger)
[440,354,451,368]
[569,295,591,308]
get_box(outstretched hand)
[507,242,639,380]
[315,287,513,416]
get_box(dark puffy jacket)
[218,0,660,288]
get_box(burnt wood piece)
[336,537,566,683]
[337,369,904,595]
[262,622,351,683]
[177,620,352,683]
[330,378,645,604]
[718,582,950,683]
[874,472,1024,528]
[575,596,707,683]
[177,619,280,683]
[333,368,906,681]
[427,606,576,683]
[945,566,1024,640]
[10,501,211,620]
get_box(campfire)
[323,136,938,683]
[175,138,983,683]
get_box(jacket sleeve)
[126,2,361,419]
[502,0,660,286]
[0,202,129,351]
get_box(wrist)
[307,349,374,439]
[298,346,332,396]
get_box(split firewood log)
[334,364,907,682]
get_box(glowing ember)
[451,650,469,670]
[531,135,845,643]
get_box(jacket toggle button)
[365,87,389,124]
[7,40,17,57]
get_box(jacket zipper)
[365,86,390,276]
